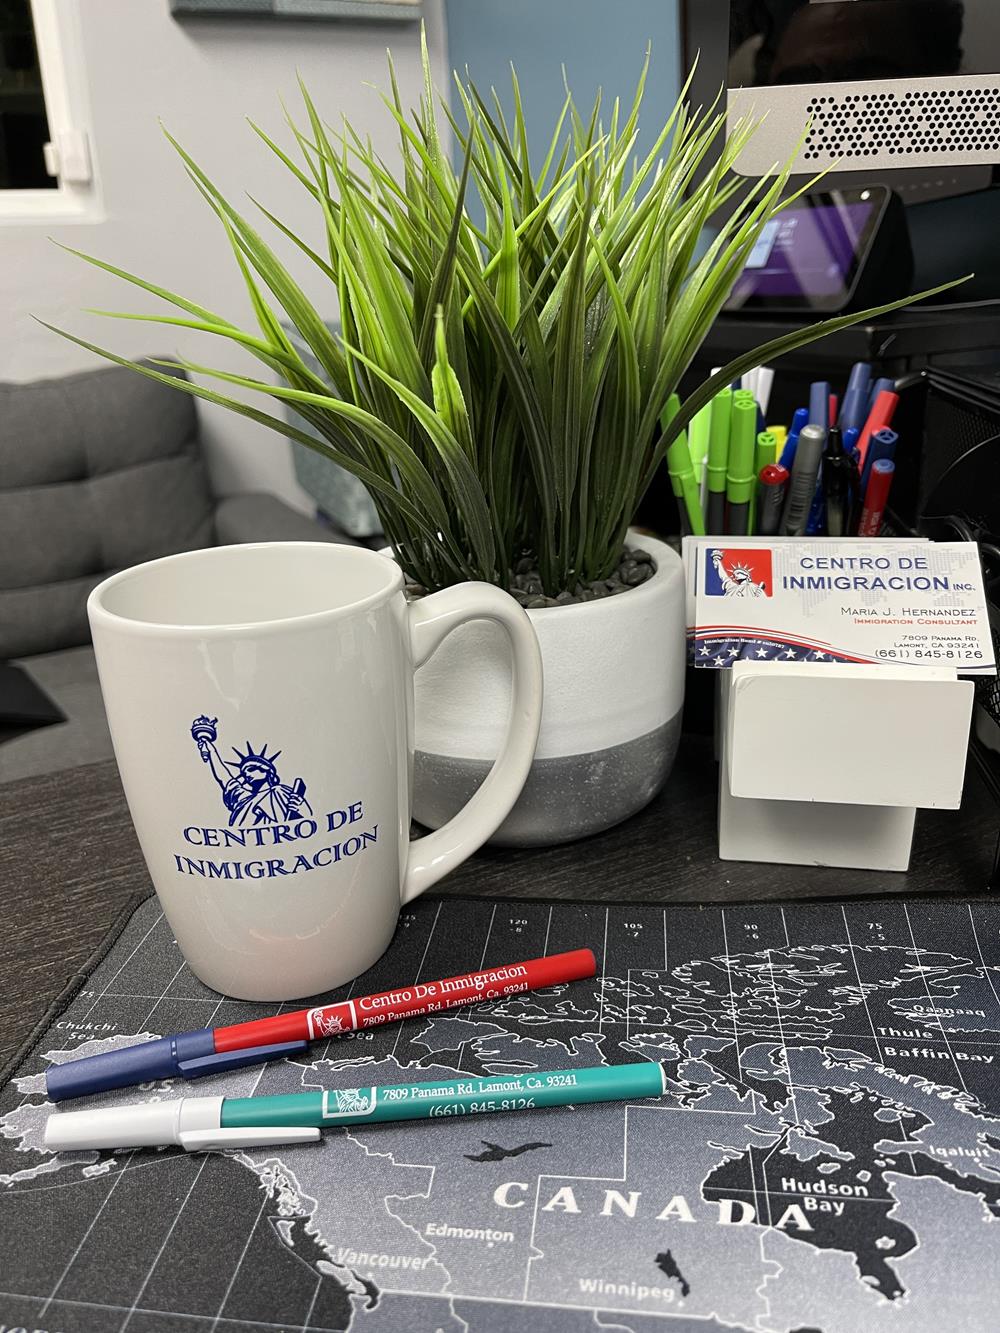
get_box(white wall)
[2,0,447,510]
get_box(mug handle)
[401,583,543,904]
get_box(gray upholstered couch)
[0,360,353,783]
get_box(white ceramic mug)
[87,542,543,1000]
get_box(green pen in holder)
[661,394,705,536]
[726,393,757,537]
[705,389,733,535]
[751,430,778,532]
[688,402,713,488]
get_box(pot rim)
[518,531,679,617]
[382,531,680,617]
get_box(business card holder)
[717,661,975,871]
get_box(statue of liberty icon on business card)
[709,548,770,598]
[190,715,312,826]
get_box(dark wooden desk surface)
[2,739,996,1070]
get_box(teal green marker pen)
[43,1063,669,1153]
[705,389,733,535]
[688,402,713,479]
[661,393,705,537]
[726,393,758,537]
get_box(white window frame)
[0,0,99,222]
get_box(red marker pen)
[757,463,789,536]
[857,458,895,536]
[221,949,596,1047]
[856,390,899,470]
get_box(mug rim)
[88,541,405,638]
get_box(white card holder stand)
[717,661,976,871]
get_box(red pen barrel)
[857,459,895,537]
[215,1010,321,1050]
[856,390,899,469]
[510,948,596,990]
[212,947,597,1052]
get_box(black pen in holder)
[822,426,860,537]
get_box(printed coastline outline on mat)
[7,898,1000,1331]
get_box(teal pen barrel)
[221,1063,665,1131]
[222,1089,326,1129]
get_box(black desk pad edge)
[0,890,153,1088]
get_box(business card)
[682,538,996,674]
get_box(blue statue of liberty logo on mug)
[191,715,312,826]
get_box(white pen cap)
[756,367,775,415]
[44,1096,225,1152]
[43,1095,323,1153]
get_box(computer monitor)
[723,1,1000,176]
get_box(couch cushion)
[0,361,215,658]
[0,646,113,784]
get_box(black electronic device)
[726,0,1000,177]
[0,663,65,730]
[724,184,913,314]
[681,1,999,206]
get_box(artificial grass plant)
[45,36,963,596]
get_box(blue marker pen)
[809,382,831,432]
[860,427,898,497]
[805,478,826,536]
[839,363,872,436]
[779,407,809,470]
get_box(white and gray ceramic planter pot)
[403,533,686,847]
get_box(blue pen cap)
[809,382,831,432]
[46,1030,215,1102]
[860,426,898,496]
[779,407,809,470]
[840,363,872,435]
[45,1032,311,1102]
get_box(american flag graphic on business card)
[689,629,871,668]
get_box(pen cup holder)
[717,662,975,871]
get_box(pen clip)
[178,1125,322,1151]
[176,1040,310,1078]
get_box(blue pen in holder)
[861,427,898,497]
[808,381,831,431]
[779,407,809,470]
[840,363,872,436]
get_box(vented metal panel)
[802,86,1000,163]
[729,76,1000,175]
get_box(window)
[0,0,96,220]
[0,0,54,189]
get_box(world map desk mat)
[3,891,1000,1333]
